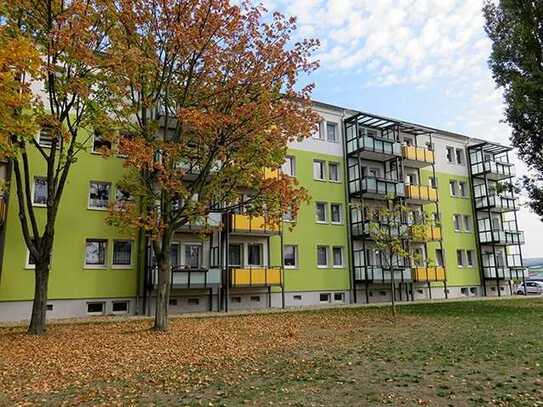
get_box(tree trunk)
[154,256,171,331]
[390,274,396,319]
[28,262,50,335]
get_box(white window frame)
[455,148,465,165]
[25,249,36,269]
[86,301,105,316]
[328,162,340,182]
[88,181,111,210]
[283,244,298,269]
[228,243,243,267]
[282,156,296,177]
[466,250,475,267]
[112,239,133,268]
[446,146,455,163]
[184,242,203,269]
[326,121,339,143]
[313,160,326,181]
[453,214,462,232]
[92,131,112,154]
[84,239,108,269]
[319,293,331,303]
[333,292,345,302]
[32,176,48,207]
[435,248,444,267]
[456,250,465,268]
[330,203,343,224]
[247,243,263,267]
[449,180,458,196]
[315,202,327,223]
[459,181,467,197]
[463,215,472,232]
[332,246,344,268]
[111,301,129,315]
[313,120,326,140]
[282,209,295,223]
[317,245,329,268]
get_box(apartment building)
[0,101,526,321]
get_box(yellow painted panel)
[402,146,434,163]
[231,214,279,233]
[414,266,446,281]
[231,267,282,286]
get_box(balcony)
[346,133,401,161]
[229,214,279,235]
[471,160,515,181]
[410,225,442,241]
[402,145,434,168]
[474,194,518,212]
[479,229,525,245]
[229,266,282,287]
[405,184,438,203]
[412,266,446,282]
[351,219,408,240]
[149,266,221,288]
[349,176,405,199]
[354,266,412,282]
[264,168,279,179]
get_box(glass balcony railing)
[412,266,446,282]
[349,176,405,197]
[471,160,515,180]
[483,266,515,279]
[479,229,525,245]
[347,134,402,157]
[474,194,518,211]
[402,145,434,166]
[230,214,279,234]
[150,266,221,288]
[229,266,282,287]
[405,184,438,202]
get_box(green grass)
[1,298,543,406]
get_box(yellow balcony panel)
[230,267,282,287]
[231,214,279,234]
[264,168,280,179]
[402,145,434,167]
[410,225,442,241]
[413,266,446,282]
[405,185,438,203]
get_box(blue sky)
[264,0,543,258]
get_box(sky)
[262,0,543,259]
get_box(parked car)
[515,281,543,295]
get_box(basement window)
[470,287,477,295]
[319,293,330,303]
[250,296,261,302]
[46,304,53,311]
[169,298,178,306]
[293,295,302,301]
[86,302,105,315]
[333,293,344,302]
[187,298,200,305]
[112,301,129,313]
[231,297,241,303]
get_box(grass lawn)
[1,298,543,406]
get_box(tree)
[0,0,110,335]
[483,1,543,218]
[101,0,318,331]
[363,198,428,317]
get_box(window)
[455,148,465,165]
[169,298,178,306]
[117,131,133,157]
[38,127,56,148]
[85,239,107,267]
[315,202,327,223]
[404,137,413,146]
[188,298,200,305]
[453,214,462,231]
[112,240,132,266]
[313,121,325,140]
[46,304,53,311]
[282,156,296,177]
[326,122,338,142]
[112,301,129,313]
[466,250,475,267]
[229,244,242,267]
[313,160,326,180]
[446,146,455,163]
[463,215,472,232]
[429,176,437,188]
[317,246,328,267]
[92,131,112,153]
[247,244,262,266]
[319,293,330,303]
[328,162,340,181]
[457,250,465,267]
[32,177,47,206]
[89,181,111,209]
[25,249,36,269]
[250,296,261,302]
[283,245,298,268]
[87,302,105,315]
[333,292,344,302]
[436,249,444,267]
[331,204,342,224]
[293,295,302,301]
[115,187,131,203]
[283,209,295,222]
[459,181,467,197]
[185,244,202,269]
[231,296,242,303]
[332,247,343,268]
[170,243,179,268]
[449,180,458,196]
